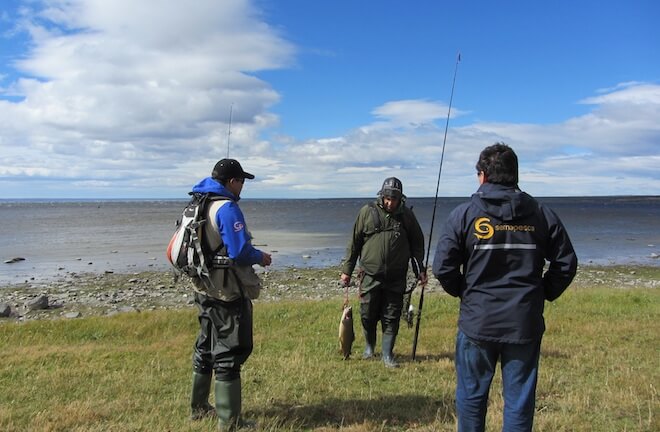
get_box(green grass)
[1,273,658,431]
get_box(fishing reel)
[406,302,415,328]
[402,292,415,328]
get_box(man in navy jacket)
[433,143,577,432]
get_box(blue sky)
[0,0,658,199]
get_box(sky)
[0,0,658,199]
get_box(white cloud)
[0,0,294,197]
[254,83,660,198]
[0,1,658,199]
[370,99,467,128]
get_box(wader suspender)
[202,196,230,257]
[367,203,420,295]
[206,198,249,300]
[190,194,217,292]
[366,202,408,236]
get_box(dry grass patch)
[0,266,658,431]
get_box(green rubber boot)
[190,372,216,420]
[362,325,377,359]
[382,333,399,368]
[215,378,255,431]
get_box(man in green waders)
[341,177,427,367]
[188,159,271,431]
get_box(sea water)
[0,196,658,285]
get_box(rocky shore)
[0,265,658,322]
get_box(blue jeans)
[455,330,541,432]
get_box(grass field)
[0,266,658,431]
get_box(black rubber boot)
[215,378,255,431]
[382,333,399,368]
[190,372,216,420]
[362,326,377,359]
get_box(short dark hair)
[475,143,519,186]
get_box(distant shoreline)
[1,194,659,202]
[1,255,659,288]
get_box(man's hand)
[418,271,428,286]
[260,252,272,267]
[340,272,351,287]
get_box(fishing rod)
[412,52,461,361]
[226,103,233,157]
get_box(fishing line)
[412,52,461,361]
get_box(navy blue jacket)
[432,183,577,343]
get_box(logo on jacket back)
[233,221,244,232]
[474,217,494,240]
[474,216,537,240]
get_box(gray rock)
[64,311,82,319]
[4,257,26,264]
[0,303,11,317]
[27,295,49,311]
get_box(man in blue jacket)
[188,158,271,431]
[433,143,577,432]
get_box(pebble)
[26,295,49,311]
[2,266,654,323]
[4,257,26,264]
[0,303,11,317]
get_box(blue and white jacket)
[189,177,264,301]
[432,183,577,344]
[191,177,264,266]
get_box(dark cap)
[212,158,255,181]
[379,177,403,198]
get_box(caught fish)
[338,305,355,360]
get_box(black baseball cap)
[212,158,255,180]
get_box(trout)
[338,305,355,360]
